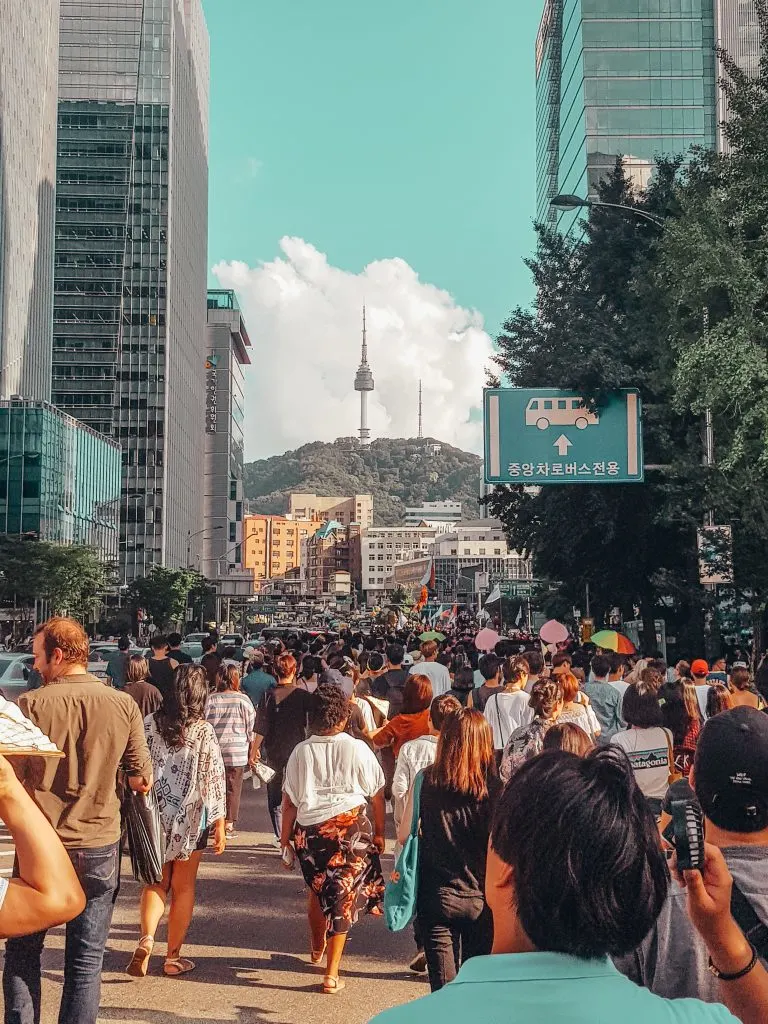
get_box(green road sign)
[500,582,532,598]
[484,388,643,485]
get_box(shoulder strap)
[409,769,426,838]
[731,882,768,961]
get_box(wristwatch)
[708,943,758,981]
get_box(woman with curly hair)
[499,679,564,783]
[126,664,226,979]
[281,684,385,995]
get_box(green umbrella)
[419,630,445,642]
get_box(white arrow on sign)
[553,434,573,457]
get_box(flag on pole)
[485,584,502,605]
[515,604,523,627]
[420,557,433,588]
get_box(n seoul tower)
[354,305,375,444]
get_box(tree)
[0,537,112,628]
[489,161,706,649]
[653,0,768,648]
[127,567,205,631]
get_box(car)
[219,634,244,648]
[0,654,38,702]
[184,632,210,644]
[178,642,203,663]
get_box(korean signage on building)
[205,354,218,434]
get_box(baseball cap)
[694,707,768,833]
[402,653,414,667]
[691,659,709,677]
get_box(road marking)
[627,392,639,475]
[553,434,573,457]
[488,394,500,477]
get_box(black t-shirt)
[472,683,501,712]
[371,668,410,717]
[417,772,500,899]
[256,686,314,767]
[148,658,176,700]
[170,649,193,664]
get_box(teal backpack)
[384,769,425,931]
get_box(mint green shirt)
[370,953,737,1024]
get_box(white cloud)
[212,238,494,461]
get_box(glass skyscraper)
[0,398,120,563]
[0,0,58,401]
[51,0,209,582]
[536,0,757,230]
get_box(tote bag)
[384,769,425,931]
[124,788,166,885]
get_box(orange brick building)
[243,514,322,588]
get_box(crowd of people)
[0,615,766,1023]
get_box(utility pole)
[418,380,423,439]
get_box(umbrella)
[474,627,501,652]
[540,620,569,644]
[591,629,636,655]
[419,631,445,643]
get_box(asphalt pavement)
[21,784,429,1024]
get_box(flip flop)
[126,936,154,978]
[163,957,195,977]
[323,976,346,994]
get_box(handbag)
[123,787,166,885]
[664,729,683,786]
[384,769,425,932]
[252,759,276,784]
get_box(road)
[16,785,428,1024]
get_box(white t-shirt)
[609,679,630,699]
[409,660,451,697]
[283,732,385,827]
[391,734,438,833]
[695,684,710,719]
[484,690,534,750]
[611,727,672,800]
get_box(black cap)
[694,707,768,833]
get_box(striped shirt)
[205,691,256,768]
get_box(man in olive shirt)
[4,617,152,1024]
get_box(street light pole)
[549,193,665,227]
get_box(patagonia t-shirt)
[611,727,672,800]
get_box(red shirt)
[373,709,431,757]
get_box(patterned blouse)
[144,715,226,862]
[499,718,552,784]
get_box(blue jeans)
[3,842,120,1024]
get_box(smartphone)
[664,779,705,872]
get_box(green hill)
[243,437,483,525]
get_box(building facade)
[404,500,462,528]
[361,526,437,601]
[51,0,209,582]
[0,0,58,401]
[287,493,374,529]
[202,290,250,595]
[304,521,362,599]
[0,398,120,563]
[536,0,720,230]
[243,514,323,589]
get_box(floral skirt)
[293,806,385,936]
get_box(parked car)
[0,654,37,702]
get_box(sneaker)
[225,828,238,840]
[408,951,427,974]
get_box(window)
[229,523,237,542]
[464,549,471,555]
[229,480,237,500]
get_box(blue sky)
[202,0,542,340]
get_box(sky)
[202,0,543,459]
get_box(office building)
[715,1,762,150]
[0,398,120,563]
[394,520,531,602]
[536,0,722,230]
[243,514,323,589]
[287,493,374,529]
[304,521,362,599]
[361,526,438,601]
[202,290,251,600]
[51,0,210,581]
[404,500,463,530]
[0,0,58,401]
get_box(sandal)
[310,942,327,965]
[163,957,196,977]
[322,976,346,994]
[126,936,154,978]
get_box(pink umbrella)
[540,620,569,645]
[474,627,501,652]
